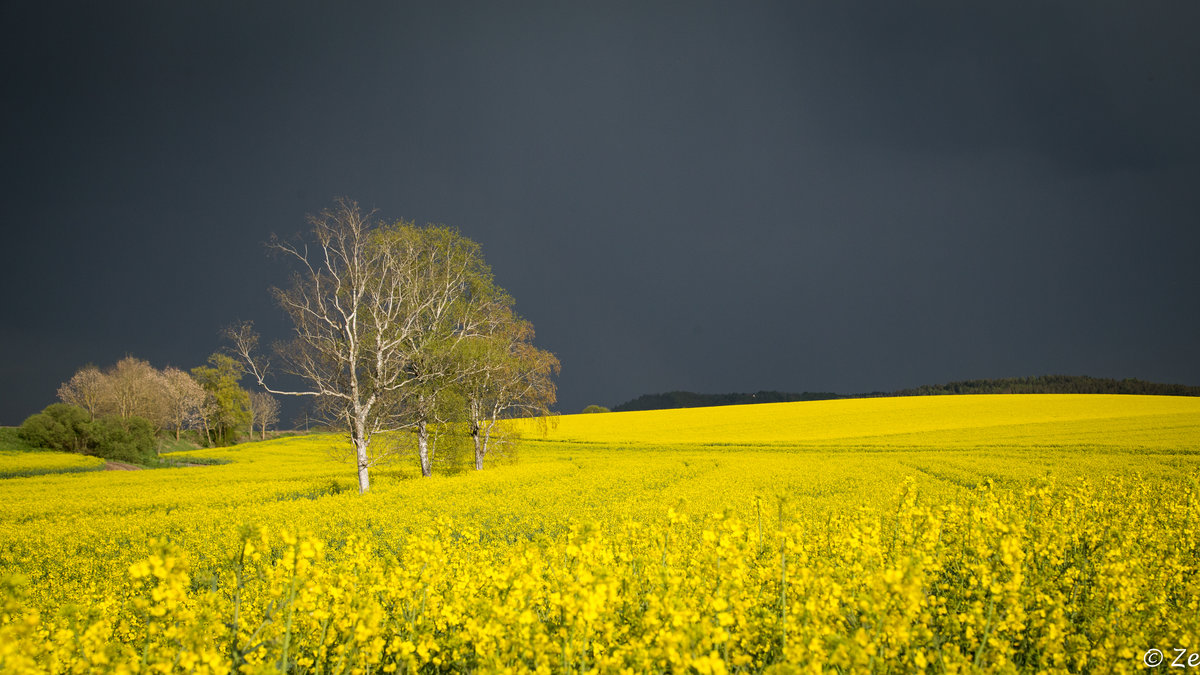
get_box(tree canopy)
[234,199,557,491]
[191,353,252,446]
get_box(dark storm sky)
[2,1,1199,424]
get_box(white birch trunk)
[472,426,484,471]
[418,420,432,477]
[353,417,371,493]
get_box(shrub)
[91,417,157,464]
[0,427,43,452]
[18,405,158,464]
[18,404,92,452]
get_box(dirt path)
[104,461,142,471]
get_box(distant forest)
[612,391,852,412]
[611,376,1200,412]
[889,375,1200,397]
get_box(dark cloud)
[1,1,1197,423]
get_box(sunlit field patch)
[0,449,105,478]
[2,394,1198,673]
[519,393,1200,451]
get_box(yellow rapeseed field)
[2,394,1199,673]
[519,394,1200,450]
[0,449,105,479]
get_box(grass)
[157,434,203,454]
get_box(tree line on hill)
[611,390,854,412]
[890,375,1200,397]
[609,375,1199,412]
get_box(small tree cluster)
[233,199,558,492]
[52,355,280,448]
[57,357,173,426]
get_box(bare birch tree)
[57,365,107,421]
[248,392,281,440]
[161,367,205,441]
[106,357,164,423]
[196,397,219,447]
[232,198,507,491]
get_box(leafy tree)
[18,404,157,464]
[19,404,92,453]
[459,311,559,470]
[232,199,512,489]
[581,405,610,414]
[376,222,512,477]
[191,353,252,446]
[89,416,157,464]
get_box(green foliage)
[16,404,158,464]
[0,427,42,452]
[18,414,61,450]
[429,426,474,474]
[581,405,610,414]
[236,200,558,483]
[157,431,203,454]
[18,403,93,452]
[90,416,157,464]
[454,307,558,471]
[192,353,252,446]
